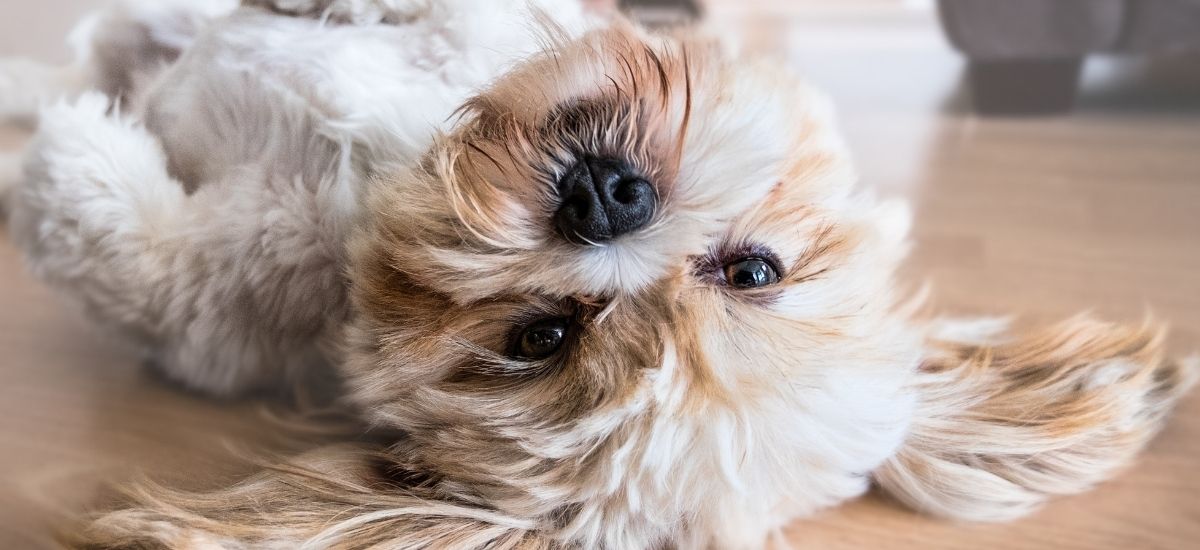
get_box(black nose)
[554,157,657,244]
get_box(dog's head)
[345,22,918,546]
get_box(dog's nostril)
[614,178,653,205]
[554,157,657,244]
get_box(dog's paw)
[11,92,115,214]
[10,91,183,262]
[25,91,169,206]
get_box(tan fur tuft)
[71,444,553,550]
[876,317,1199,521]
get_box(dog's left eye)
[512,317,570,360]
[724,257,781,288]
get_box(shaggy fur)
[1,1,1195,548]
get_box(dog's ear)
[875,317,1197,521]
[72,444,548,549]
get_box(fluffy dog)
[1,1,1195,548]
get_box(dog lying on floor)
[1,1,1195,548]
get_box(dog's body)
[6,0,589,394]
[1,1,1195,548]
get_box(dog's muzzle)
[554,156,656,244]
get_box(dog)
[1,1,1195,548]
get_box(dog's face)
[346,23,919,545]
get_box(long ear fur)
[875,316,1198,521]
[71,444,550,550]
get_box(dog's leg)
[83,1,238,99]
[73,443,547,549]
[875,316,1198,521]
[0,0,235,126]
[8,92,348,396]
[8,92,188,338]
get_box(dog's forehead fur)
[346,23,916,424]
[344,24,919,539]
[358,24,859,302]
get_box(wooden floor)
[2,1,1199,548]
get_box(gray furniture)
[620,0,702,26]
[938,0,1200,114]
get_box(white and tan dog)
[1,1,1195,548]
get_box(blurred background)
[1,0,1198,548]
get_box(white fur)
[0,2,926,545]
[6,2,1192,549]
[5,0,590,393]
[5,4,914,545]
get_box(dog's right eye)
[512,317,570,360]
[724,257,781,288]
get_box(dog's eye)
[724,257,780,288]
[513,317,570,360]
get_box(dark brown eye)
[724,257,780,288]
[513,317,570,359]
